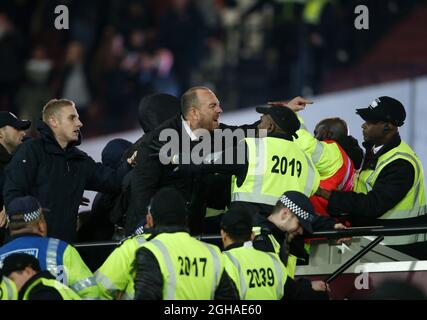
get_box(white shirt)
[373,145,383,154]
[181,116,198,141]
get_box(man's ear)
[146,213,154,228]
[47,115,58,128]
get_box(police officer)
[316,97,427,258]
[269,97,363,216]
[95,221,151,300]
[0,196,99,299]
[253,190,341,281]
[221,208,329,300]
[134,187,238,300]
[2,253,80,300]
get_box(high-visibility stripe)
[268,253,284,299]
[338,153,352,190]
[224,252,247,299]
[202,243,221,299]
[46,238,60,282]
[70,276,97,293]
[95,271,119,297]
[304,153,317,196]
[312,141,324,164]
[149,239,176,300]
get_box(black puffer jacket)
[3,122,130,242]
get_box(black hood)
[336,135,364,170]
[138,93,181,133]
[37,120,82,150]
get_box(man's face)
[194,89,222,132]
[0,125,26,153]
[54,105,83,145]
[276,208,303,242]
[361,120,385,145]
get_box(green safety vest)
[223,244,287,300]
[296,115,343,179]
[95,234,149,300]
[22,277,81,300]
[231,137,320,205]
[354,141,427,245]
[0,276,18,300]
[141,232,223,300]
[303,0,331,25]
[252,227,298,279]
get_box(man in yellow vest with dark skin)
[221,208,329,300]
[1,253,80,300]
[134,187,238,300]
[316,97,427,259]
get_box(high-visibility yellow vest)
[354,141,427,245]
[231,137,320,205]
[141,232,223,300]
[296,115,343,179]
[95,234,149,300]
[223,243,287,300]
[22,277,81,300]
[303,0,331,25]
[0,276,18,300]
[252,227,298,279]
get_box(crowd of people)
[0,83,425,300]
[1,0,421,136]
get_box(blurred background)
[1,0,427,138]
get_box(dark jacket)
[0,143,11,245]
[18,271,63,300]
[3,122,130,242]
[327,133,420,226]
[0,143,11,208]
[133,227,239,300]
[126,114,258,234]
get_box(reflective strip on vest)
[95,271,119,297]
[201,242,221,300]
[224,251,247,299]
[267,253,284,299]
[304,153,317,196]
[149,239,177,300]
[232,138,318,204]
[70,276,98,293]
[337,152,352,190]
[365,152,424,219]
[46,238,60,282]
[4,277,15,300]
[312,141,324,164]
[136,236,147,246]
